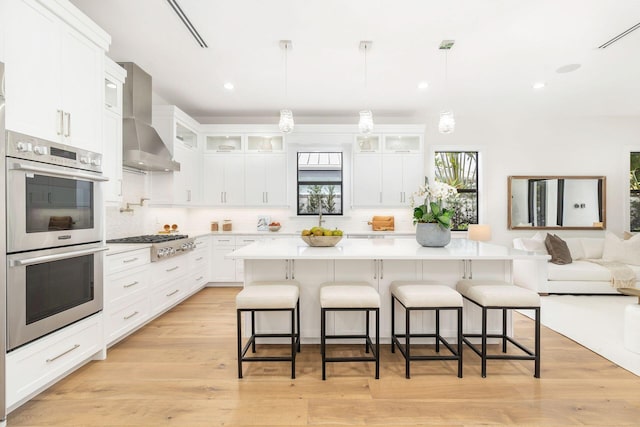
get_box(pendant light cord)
[284,42,289,102]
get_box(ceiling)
[70,0,640,123]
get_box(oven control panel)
[6,130,102,173]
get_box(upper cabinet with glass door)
[176,122,197,149]
[246,135,284,152]
[104,75,122,115]
[205,135,244,153]
[354,135,381,153]
[383,135,422,153]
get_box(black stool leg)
[457,307,463,378]
[405,306,411,379]
[391,295,396,353]
[290,306,296,379]
[375,308,380,380]
[435,308,440,353]
[481,307,487,378]
[365,309,370,353]
[535,306,541,378]
[502,308,508,353]
[296,299,301,352]
[237,309,243,379]
[321,307,326,381]
[251,310,256,353]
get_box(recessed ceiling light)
[418,81,429,90]
[224,82,234,90]
[556,63,581,74]
[532,82,546,90]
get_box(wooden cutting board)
[368,216,394,231]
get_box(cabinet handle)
[265,192,268,203]
[187,189,191,202]
[56,109,63,135]
[291,259,295,280]
[220,192,224,203]
[118,179,123,197]
[124,311,139,320]
[196,276,204,281]
[166,266,179,272]
[373,260,377,279]
[196,257,203,261]
[285,260,289,280]
[380,259,384,279]
[64,112,71,137]
[166,289,179,297]
[46,344,80,363]
[123,281,139,288]
[123,257,139,263]
[218,239,231,243]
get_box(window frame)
[296,151,344,216]
[631,151,640,232]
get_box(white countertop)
[228,237,549,261]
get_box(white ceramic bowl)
[269,225,281,232]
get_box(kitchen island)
[229,237,548,343]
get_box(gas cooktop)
[107,234,196,261]
[107,234,189,244]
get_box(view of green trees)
[434,152,478,230]
[631,152,640,231]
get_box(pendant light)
[438,40,455,134]
[358,41,374,134]
[279,40,294,134]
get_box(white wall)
[106,114,640,246]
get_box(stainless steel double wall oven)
[5,130,108,351]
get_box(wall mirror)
[508,176,606,230]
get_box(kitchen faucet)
[119,197,151,213]
[317,194,325,227]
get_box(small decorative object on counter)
[269,221,281,232]
[257,215,270,231]
[223,220,232,231]
[368,216,395,231]
[210,221,219,231]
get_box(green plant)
[410,181,458,228]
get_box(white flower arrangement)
[410,180,458,227]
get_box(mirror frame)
[508,175,606,230]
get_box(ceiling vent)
[166,0,208,48]
[598,21,640,49]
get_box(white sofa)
[513,235,640,295]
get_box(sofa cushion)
[545,234,572,265]
[547,260,640,282]
[580,238,605,259]
[563,238,586,260]
[519,238,548,253]
[603,232,640,266]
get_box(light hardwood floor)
[8,287,640,426]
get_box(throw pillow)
[602,232,640,266]
[563,238,586,260]
[544,234,573,265]
[520,238,548,254]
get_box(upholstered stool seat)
[320,281,380,380]
[456,279,541,378]
[390,281,464,378]
[236,281,300,379]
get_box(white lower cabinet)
[210,235,263,283]
[6,313,103,409]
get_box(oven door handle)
[11,246,109,266]
[11,162,109,182]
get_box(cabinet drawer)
[212,235,235,246]
[106,264,150,305]
[151,257,187,285]
[151,279,186,315]
[107,248,150,274]
[236,236,262,247]
[194,236,209,249]
[188,267,208,292]
[106,295,150,345]
[190,248,208,270]
[6,314,102,408]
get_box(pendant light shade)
[438,110,455,134]
[358,110,374,134]
[279,109,294,134]
[359,41,373,134]
[279,40,294,134]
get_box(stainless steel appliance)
[107,234,196,261]
[5,130,108,253]
[6,243,107,351]
[1,59,8,426]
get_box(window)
[434,151,478,230]
[297,152,343,216]
[631,152,640,232]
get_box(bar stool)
[456,279,541,378]
[391,281,463,378]
[236,281,300,379]
[320,281,380,380]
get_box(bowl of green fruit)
[300,227,343,247]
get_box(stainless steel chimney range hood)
[119,62,180,172]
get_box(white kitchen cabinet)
[6,313,103,410]
[151,106,201,205]
[103,58,126,203]
[202,154,245,206]
[352,153,382,206]
[188,236,210,292]
[5,0,108,152]
[381,154,423,206]
[244,153,287,206]
[210,235,264,283]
